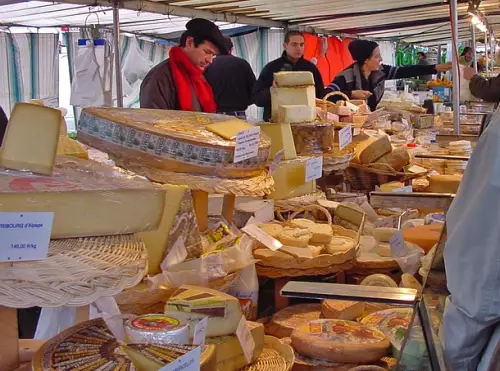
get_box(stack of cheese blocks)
[0,102,203,278]
[259,71,320,200]
[353,132,410,171]
[164,285,265,370]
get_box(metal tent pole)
[113,1,123,108]
[485,31,489,74]
[472,25,478,72]
[450,0,460,135]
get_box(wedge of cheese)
[0,156,165,238]
[321,300,365,321]
[354,135,392,164]
[207,321,264,371]
[271,86,316,122]
[267,157,317,200]
[258,123,297,160]
[139,185,202,275]
[165,285,243,337]
[0,103,61,175]
[425,175,462,194]
[277,105,316,123]
[373,145,410,171]
[274,71,315,87]
[57,136,89,159]
[205,119,254,140]
[122,344,216,371]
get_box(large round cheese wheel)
[266,304,322,338]
[402,224,443,253]
[291,319,390,363]
[360,274,398,288]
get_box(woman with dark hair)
[460,47,474,67]
[325,39,451,111]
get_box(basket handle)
[288,204,333,225]
[323,91,350,102]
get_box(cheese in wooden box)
[77,108,271,179]
[0,156,165,238]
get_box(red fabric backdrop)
[302,33,354,86]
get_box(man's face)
[184,37,219,70]
[284,35,305,60]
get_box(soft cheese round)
[360,274,398,288]
[291,319,391,363]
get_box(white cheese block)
[267,157,317,200]
[233,200,274,228]
[164,285,243,337]
[271,86,316,122]
[277,105,316,123]
[0,103,61,175]
[0,156,165,238]
[321,300,365,321]
[258,123,297,160]
[274,71,315,87]
[374,227,398,243]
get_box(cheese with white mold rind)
[206,321,264,371]
[277,105,316,123]
[258,123,297,160]
[0,156,165,238]
[271,86,316,122]
[164,285,242,337]
[274,71,315,87]
[0,103,61,175]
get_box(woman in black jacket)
[326,40,452,111]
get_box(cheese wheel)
[373,145,410,171]
[324,236,356,254]
[354,135,392,164]
[309,223,333,244]
[402,224,443,253]
[321,300,365,321]
[278,227,312,247]
[424,212,445,225]
[400,273,423,292]
[281,245,313,260]
[258,223,283,238]
[374,228,398,243]
[309,245,323,257]
[375,243,392,257]
[361,274,398,288]
[266,304,322,338]
[291,319,391,363]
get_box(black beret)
[348,39,379,64]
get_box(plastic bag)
[122,37,152,85]
[230,263,259,321]
[70,45,105,107]
[34,307,78,339]
[459,65,476,102]
[395,243,425,275]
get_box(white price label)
[393,185,413,193]
[242,224,283,251]
[375,216,395,228]
[408,165,427,174]
[193,317,208,345]
[0,212,53,262]
[159,346,201,371]
[353,128,361,136]
[236,316,255,364]
[268,149,284,176]
[338,125,352,150]
[234,126,261,163]
[305,156,323,182]
[389,230,405,257]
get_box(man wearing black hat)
[140,18,228,112]
[253,30,324,122]
[325,39,452,111]
[204,36,256,120]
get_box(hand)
[436,62,452,72]
[272,80,277,88]
[463,66,477,80]
[351,90,373,99]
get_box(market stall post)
[113,0,123,108]
[472,25,478,73]
[485,31,489,74]
[450,0,461,134]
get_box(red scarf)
[169,46,216,113]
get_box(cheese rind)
[361,274,398,288]
[271,86,316,122]
[0,156,165,238]
[258,123,297,160]
[0,103,61,175]
[321,300,365,321]
[274,71,315,87]
[164,285,242,337]
[277,105,316,123]
[267,157,317,200]
[373,145,410,171]
[354,135,392,164]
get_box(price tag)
[242,224,283,251]
[408,165,427,173]
[375,216,395,228]
[160,346,201,371]
[338,125,352,150]
[0,212,53,262]
[193,317,208,345]
[268,149,284,176]
[389,230,405,257]
[393,185,413,193]
[353,127,361,136]
[234,126,261,163]
[236,316,255,364]
[305,156,323,182]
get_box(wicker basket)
[345,163,427,193]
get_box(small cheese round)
[258,223,283,238]
[400,273,423,292]
[375,243,392,257]
[309,245,323,257]
[309,223,333,244]
[324,236,356,254]
[373,227,398,243]
[278,228,311,247]
[290,218,315,229]
[361,274,398,288]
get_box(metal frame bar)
[112,1,123,108]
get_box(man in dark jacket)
[140,18,228,112]
[464,66,500,102]
[326,40,451,111]
[204,37,256,120]
[253,30,324,122]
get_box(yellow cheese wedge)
[321,300,365,321]
[205,119,253,140]
[403,224,443,253]
[374,228,398,243]
[0,103,61,175]
[57,136,88,159]
[379,181,405,192]
[258,123,297,160]
[354,135,392,164]
[267,157,316,200]
[374,145,410,171]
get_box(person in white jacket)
[442,107,500,370]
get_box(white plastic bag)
[122,37,152,85]
[70,45,105,107]
[230,263,259,321]
[395,243,425,275]
[34,307,78,339]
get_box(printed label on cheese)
[193,317,208,345]
[168,287,227,317]
[338,125,352,151]
[131,315,182,331]
[268,149,284,176]
[305,156,323,182]
[159,346,201,371]
[389,230,405,257]
[234,127,261,163]
[307,319,386,343]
